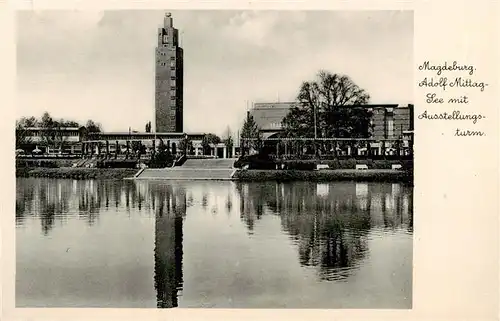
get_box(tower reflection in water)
[16,178,412,308]
[149,182,186,308]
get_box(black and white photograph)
[15,10,414,309]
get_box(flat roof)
[251,103,412,109]
[90,132,206,136]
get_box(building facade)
[155,13,184,133]
[371,104,414,140]
[249,102,296,139]
[249,102,414,140]
[16,127,83,154]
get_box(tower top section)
[164,12,173,28]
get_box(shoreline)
[16,167,138,180]
[16,166,413,184]
[233,169,413,184]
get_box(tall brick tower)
[155,12,184,133]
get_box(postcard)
[1,1,498,321]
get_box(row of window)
[158,53,176,60]
[158,100,177,107]
[267,122,282,128]
[263,120,395,135]
[156,81,176,88]
[25,131,79,137]
[386,119,394,137]
[159,62,176,69]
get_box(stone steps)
[136,168,235,180]
[182,158,236,169]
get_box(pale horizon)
[16,10,413,137]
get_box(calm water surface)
[16,178,413,308]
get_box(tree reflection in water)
[16,178,188,309]
[16,178,412,307]
[236,181,412,282]
[16,179,149,235]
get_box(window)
[387,117,394,138]
[170,61,175,67]
[170,90,176,96]
[170,86,176,91]
[163,44,167,48]
[170,76,176,80]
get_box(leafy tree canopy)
[282,70,372,139]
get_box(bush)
[16,168,138,180]
[234,153,276,169]
[234,155,414,171]
[148,149,174,168]
[283,160,316,171]
[16,160,59,168]
[233,169,412,183]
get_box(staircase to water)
[135,158,237,180]
[182,158,235,169]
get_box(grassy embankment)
[16,158,140,180]
[232,169,413,184]
[16,167,138,180]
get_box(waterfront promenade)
[16,157,412,183]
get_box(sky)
[16,10,413,136]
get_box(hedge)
[234,157,413,171]
[16,168,138,180]
[233,169,413,184]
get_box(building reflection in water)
[16,178,187,308]
[148,182,186,308]
[235,181,413,281]
[16,178,412,306]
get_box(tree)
[85,120,102,133]
[17,116,38,128]
[223,126,234,156]
[149,139,174,168]
[240,112,262,155]
[178,136,193,155]
[282,70,372,139]
[201,133,221,155]
[58,119,80,127]
[131,141,145,157]
[15,120,32,149]
[16,116,39,149]
[39,112,57,149]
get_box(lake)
[16,178,413,309]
